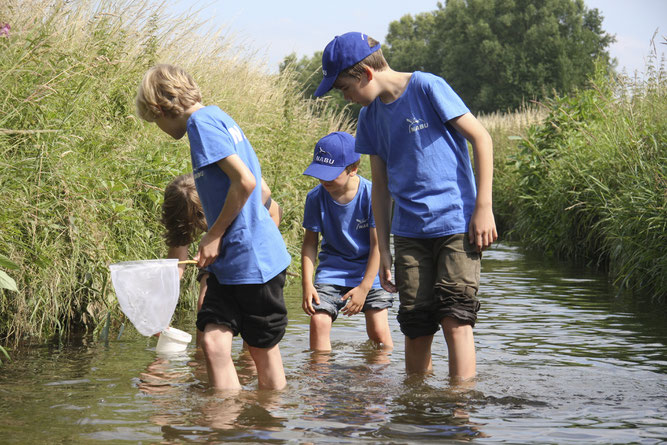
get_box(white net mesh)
[109,259,180,336]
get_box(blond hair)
[136,64,202,122]
[334,36,388,87]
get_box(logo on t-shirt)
[407,117,429,133]
[356,217,369,230]
[228,125,246,144]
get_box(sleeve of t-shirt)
[188,120,237,169]
[302,189,321,233]
[425,74,470,124]
[354,107,376,155]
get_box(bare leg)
[405,334,434,373]
[248,343,286,390]
[441,316,476,380]
[195,274,208,350]
[309,311,333,351]
[364,308,394,350]
[201,324,241,390]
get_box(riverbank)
[487,61,666,302]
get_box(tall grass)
[0,0,351,345]
[494,59,666,301]
[478,104,548,234]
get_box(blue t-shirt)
[355,71,477,238]
[187,106,291,284]
[302,176,381,288]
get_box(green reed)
[0,0,352,346]
[495,60,666,302]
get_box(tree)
[385,0,615,113]
[383,12,438,74]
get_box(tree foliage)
[384,0,615,113]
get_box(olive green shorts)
[394,233,481,339]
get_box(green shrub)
[506,63,666,301]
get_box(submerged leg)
[248,343,286,390]
[405,334,434,373]
[441,316,476,380]
[364,308,394,350]
[309,311,333,351]
[201,324,240,390]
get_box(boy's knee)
[440,317,474,339]
[201,331,232,360]
[311,311,333,330]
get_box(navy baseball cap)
[303,132,360,181]
[313,32,381,97]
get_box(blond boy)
[136,64,291,390]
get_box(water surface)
[1,243,665,443]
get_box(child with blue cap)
[314,32,498,380]
[301,131,394,351]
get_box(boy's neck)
[329,174,359,205]
[376,69,412,104]
[184,102,205,120]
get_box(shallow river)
[1,243,666,444]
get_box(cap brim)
[303,163,344,181]
[314,76,336,97]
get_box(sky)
[172,0,665,75]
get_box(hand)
[468,204,498,252]
[195,232,222,268]
[378,249,397,293]
[302,284,320,316]
[340,285,369,316]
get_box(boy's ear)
[364,66,373,81]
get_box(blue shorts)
[312,283,394,322]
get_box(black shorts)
[195,270,288,348]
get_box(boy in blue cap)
[301,131,394,351]
[136,64,291,390]
[314,33,497,380]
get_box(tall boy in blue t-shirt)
[314,33,497,380]
[136,64,291,390]
[301,132,393,351]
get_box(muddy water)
[1,243,665,443]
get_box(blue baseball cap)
[313,32,381,97]
[303,132,360,181]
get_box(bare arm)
[301,229,320,315]
[195,154,256,268]
[369,155,397,293]
[260,177,271,204]
[167,245,189,280]
[450,112,498,252]
[261,177,282,228]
